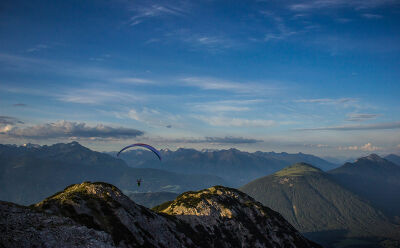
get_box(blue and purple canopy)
[117,143,162,161]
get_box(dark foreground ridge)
[1,182,320,248]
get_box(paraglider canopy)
[117,143,162,161]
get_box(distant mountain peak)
[274,162,322,177]
[365,153,382,160]
[355,153,386,164]
[21,143,41,148]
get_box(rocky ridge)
[1,182,319,248]
[153,185,320,248]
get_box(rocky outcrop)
[1,182,320,248]
[34,182,194,248]
[0,201,114,248]
[153,186,320,248]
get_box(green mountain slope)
[240,163,400,247]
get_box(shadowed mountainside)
[329,154,400,219]
[385,154,400,166]
[240,162,400,248]
[0,142,225,205]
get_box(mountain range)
[0,142,225,205]
[0,181,320,248]
[2,142,400,247]
[114,148,336,186]
[385,154,400,166]
[329,154,400,219]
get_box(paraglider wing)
[117,143,162,160]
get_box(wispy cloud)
[114,77,154,84]
[89,54,111,62]
[128,2,188,26]
[295,98,356,104]
[165,29,237,51]
[361,13,383,19]
[26,44,48,53]
[339,142,382,151]
[289,0,397,11]
[0,120,144,139]
[57,88,143,104]
[12,103,27,107]
[260,11,297,42]
[347,113,379,122]
[148,136,262,144]
[191,100,258,113]
[0,53,124,80]
[303,143,330,148]
[204,136,263,144]
[193,104,250,113]
[126,107,181,128]
[196,115,276,128]
[299,121,400,131]
[184,35,236,50]
[181,77,279,94]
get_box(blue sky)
[1,0,400,157]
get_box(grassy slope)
[240,163,399,247]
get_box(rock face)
[153,186,320,248]
[0,201,114,248]
[1,182,319,248]
[34,182,195,248]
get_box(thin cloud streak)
[347,113,379,122]
[196,115,276,128]
[289,0,398,11]
[12,103,27,107]
[298,121,400,131]
[295,98,356,104]
[362,13,383,19]
[114,77,154,84]
[26,44,48,53]
[260,11,298,42]
[57,89,143,105]
[125,107,183,128]
[128,2,188,26]
[181,77,281,94]
[147,136,263,145]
